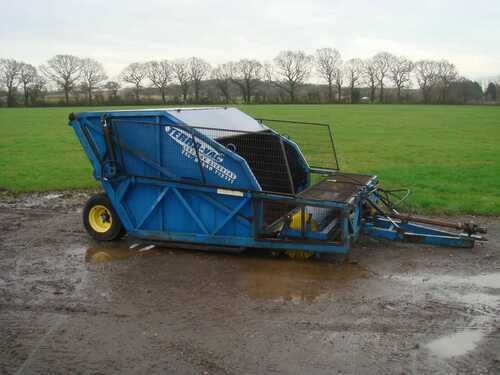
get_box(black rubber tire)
[83,193,125,241]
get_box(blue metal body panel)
[70,108,478,253]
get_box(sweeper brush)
[69,107,486,256]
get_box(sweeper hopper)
[69,107,485,257]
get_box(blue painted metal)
[363,217,475,248]
[70,108,479,254]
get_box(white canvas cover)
[165,107,268,134]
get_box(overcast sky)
[1,0,499,80]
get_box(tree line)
[0,49,497,107]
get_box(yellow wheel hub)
[88,205,112,233]
[285,250,314,260]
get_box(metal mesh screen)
[194,127,307,194]
[257,119,339,170]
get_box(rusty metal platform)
[299,173,375,203]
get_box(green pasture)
[0,105,499,214]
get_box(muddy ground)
[1,192,500,375]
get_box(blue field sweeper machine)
[69,107,486,258]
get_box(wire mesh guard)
[196,119,338,194]
[257,119,339,171]
[198,127,307,194]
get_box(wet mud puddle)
[392,272,500,359]
[83,241,369,302]
[426,329,486,358]
[236,258,367,302]
[85,241,164,264]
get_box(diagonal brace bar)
[136,187,170,229]
[211,197,250,235]
[172,188,209,234]
[198,192,251,226]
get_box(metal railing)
[257,118,339,171]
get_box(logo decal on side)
[165,126,237,184]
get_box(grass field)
[1,105,499,215]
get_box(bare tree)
[147,60,172,104]
[229,59,262,104]
[104,81,121,101]
[315,48,342,102]
[119,62,148,102]
[28,75,47,104]
[343,58,363,103]
[188,57,211,103]
[74,82,88,103]
[40,55,82,104]
[334,67,344,102]
[437,60,458,103]
[363,59,377,103]
[81,58,107,105]
[212,63,233,103]
[0,59,22,106]
[273,50,313,103]
[172,59,190,103]
[261,62,275,103]
[373,52,394,103]
[262,62,274,83]
[19,62,37,106]
[415,60,439,104]
[389,56,413,103]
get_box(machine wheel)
[83,193,125,241]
